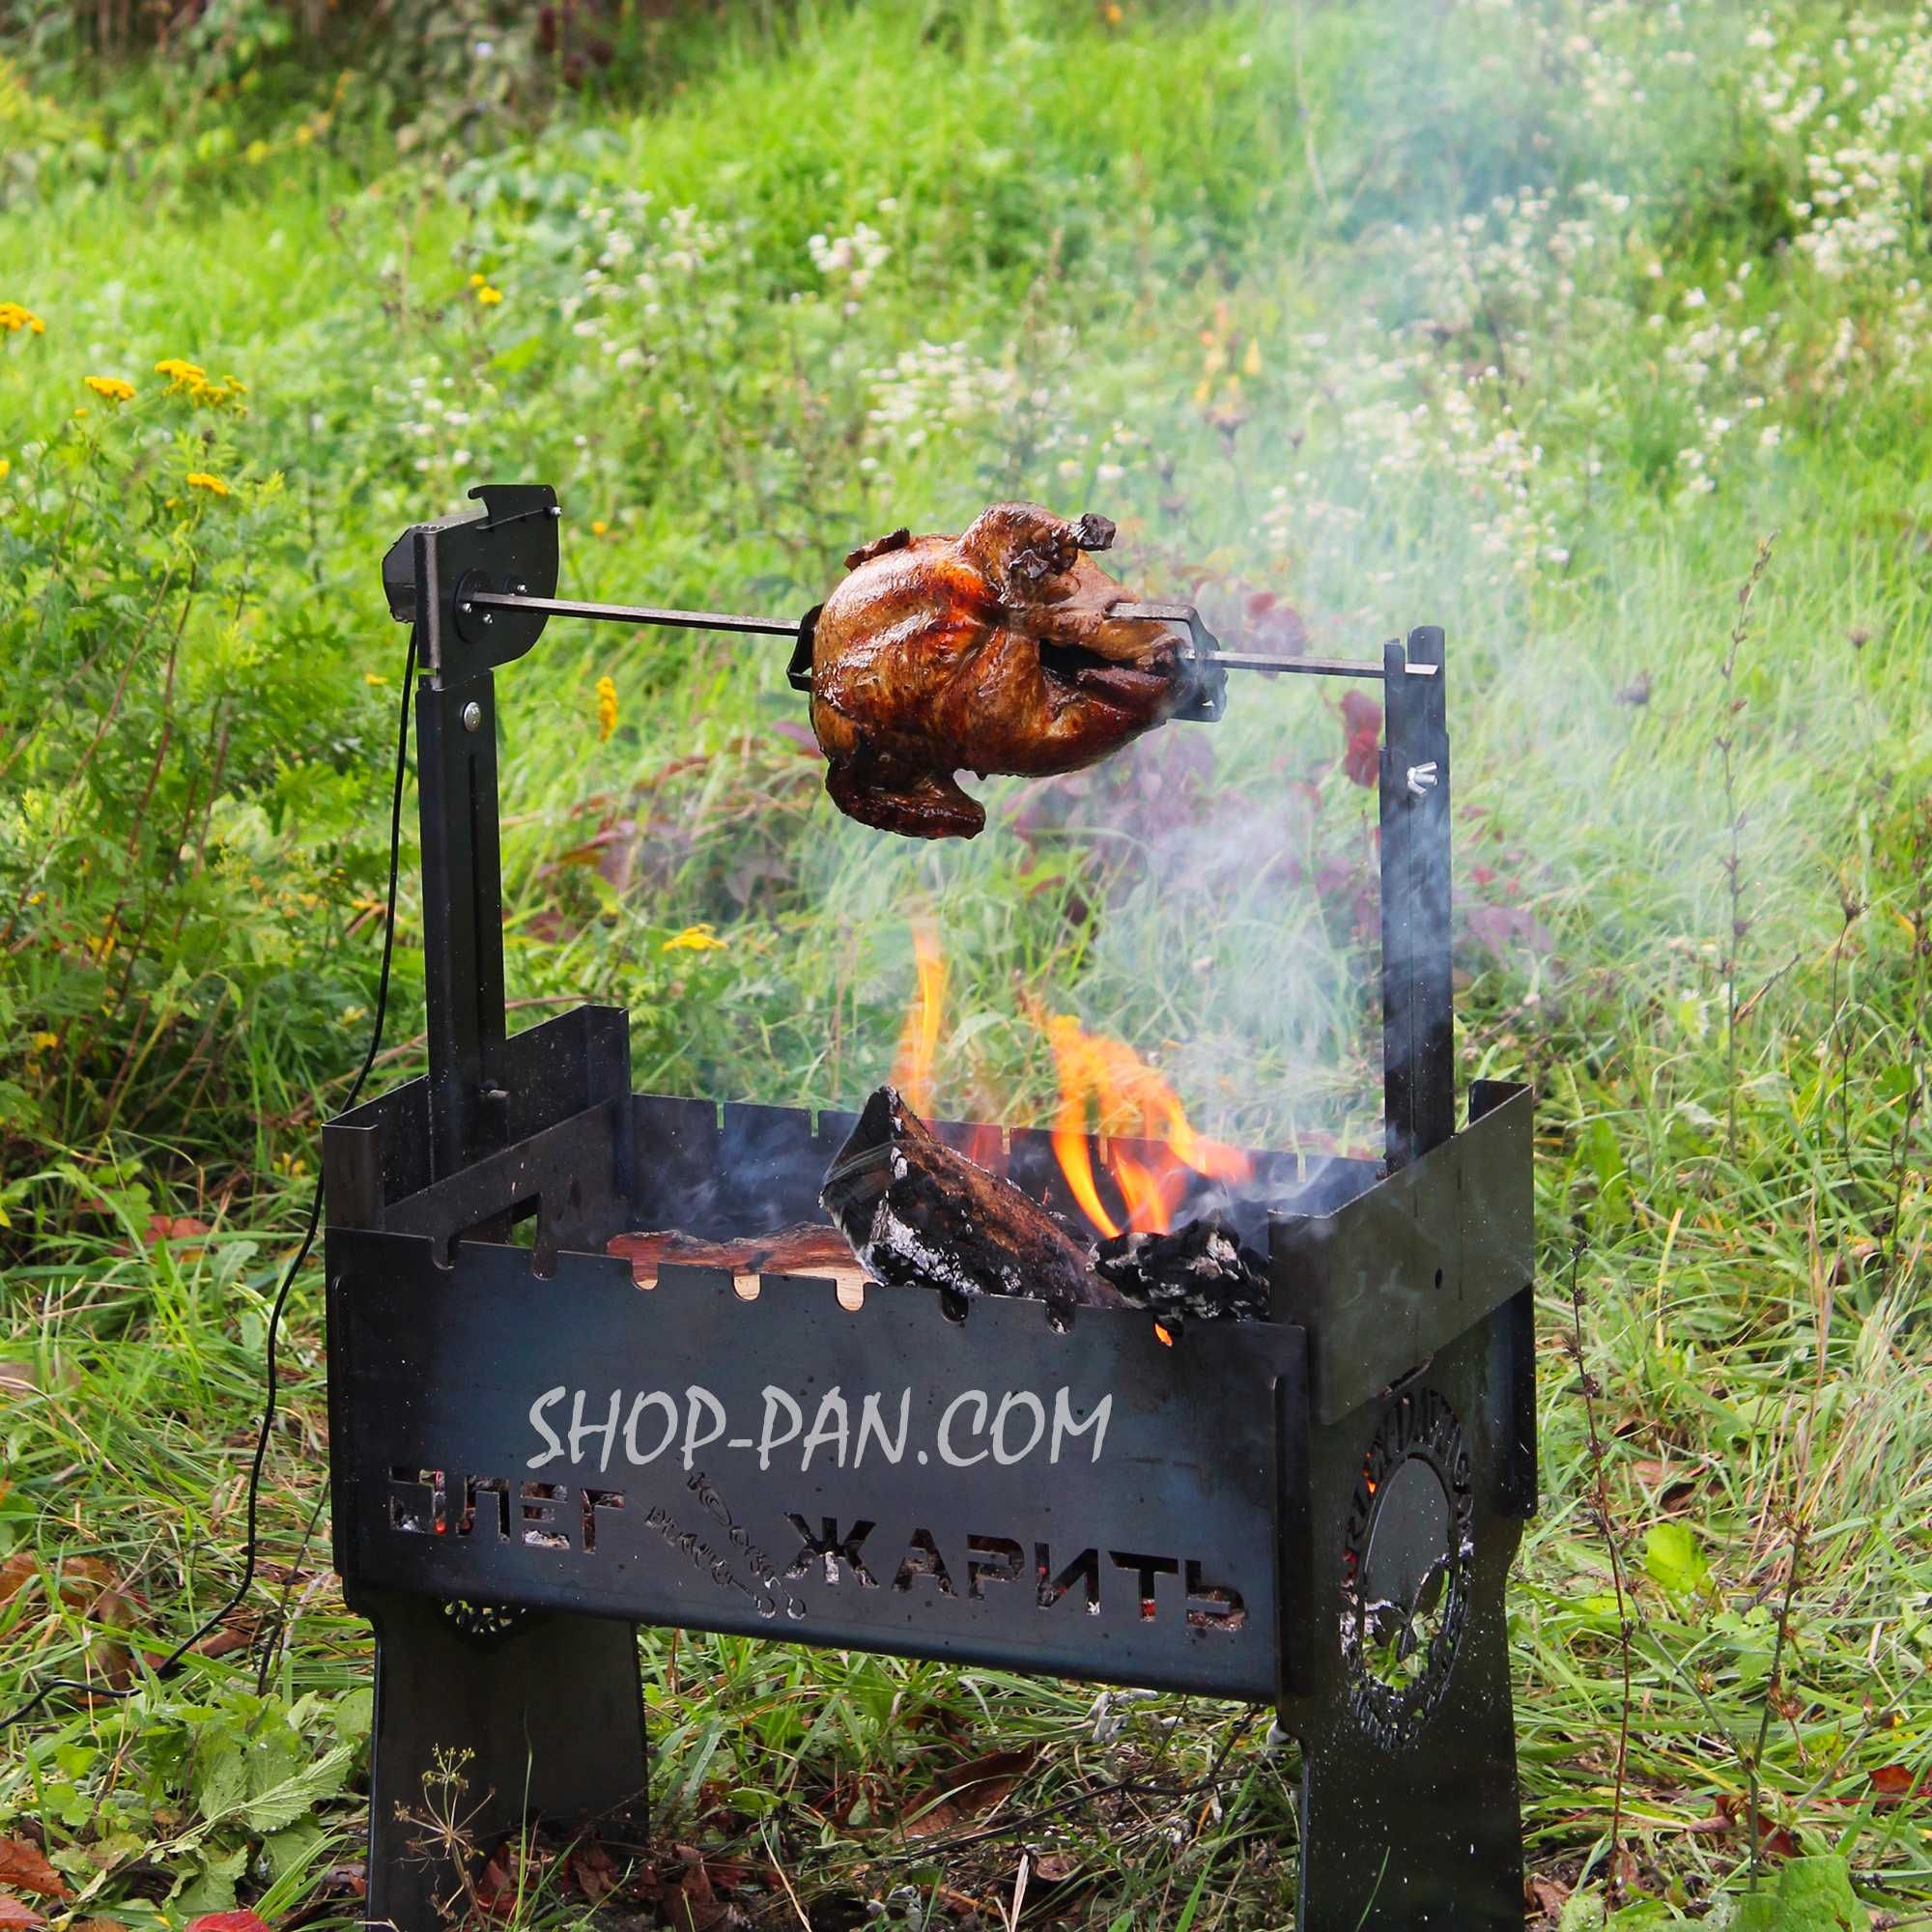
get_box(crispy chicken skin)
[809,502,1194,838]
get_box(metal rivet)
[462,700,483,733]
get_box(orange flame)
[1038,1010,1252,1237]
[886,925,1245,1230]
[891,922,948,1117]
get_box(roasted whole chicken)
[808,502,1204,838]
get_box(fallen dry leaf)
[0,1553,35,1608]
[1032,1852,1079,1883]
[1870,1765,1929,1807]
[1630,1457,1705,1513]
[43,1561,144,1695]
[49,1556,115,1607]
[71,1918,131,1932]
[472,1846,529,1921]
[0,1843,65,1902]
[185,1914,273,1932]
[898,1745,1038,1840]
[193,1622,256,1661]
[1692,1794,1798,1861]
[567,1842,619,1904]
[1525,1872,1573,1921]
[0,1895,46,1930]
[145,1214,212,1248]
[666,1845,733,1932]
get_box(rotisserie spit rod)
[453,587,1432,682]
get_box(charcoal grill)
[326,484,1536,1927]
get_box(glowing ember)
[1037,1009,1252,1237]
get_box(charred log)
[820,1086,1124,1320]
[614,1095,1270,1332]
[1093,1215,1271,1331]
[609,1222,867,1295]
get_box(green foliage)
[1642,1521,1712,1601]
[1726,1855,1863,1931]
[15,1680,361,1915]
[0,371,403,1206]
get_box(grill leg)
[1281,1312,1527,1929]
[1293,1572,1522,1927]
[357,1593,649,1929]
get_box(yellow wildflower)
[590,519,610,536]
[294,123,313,146]
[29,1032,59,1053]
[185,470,230,497]
[663,924,728,953]
[595,673,618,742]
[1104,1,1122,20]
[244,138,270,165]
[155,357,243,408]
[469,272,488,289]
[84,375,135,402]
[476,284,504,306]
[0,459,9,482]
[0,301,44,334]
[364,670,389,687]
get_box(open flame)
[891,921,947,1116]
[888,923,1248,1238]
[1039,1010,1252,1238]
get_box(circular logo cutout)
[1341,1387,1474,1750]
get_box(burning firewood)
[1093,1216,1271,1332]
[608,1223,868,1296]
[819,1086,1126,1321]
[610,1091,1271,1332]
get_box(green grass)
[4,0,1932,1923]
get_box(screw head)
[461,700,483,733]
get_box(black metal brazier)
[326,487,1535,1926]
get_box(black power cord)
[1,626,420,1728]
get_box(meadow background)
[2,0,1930,1925]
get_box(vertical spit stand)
[325,486,1535,1928]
